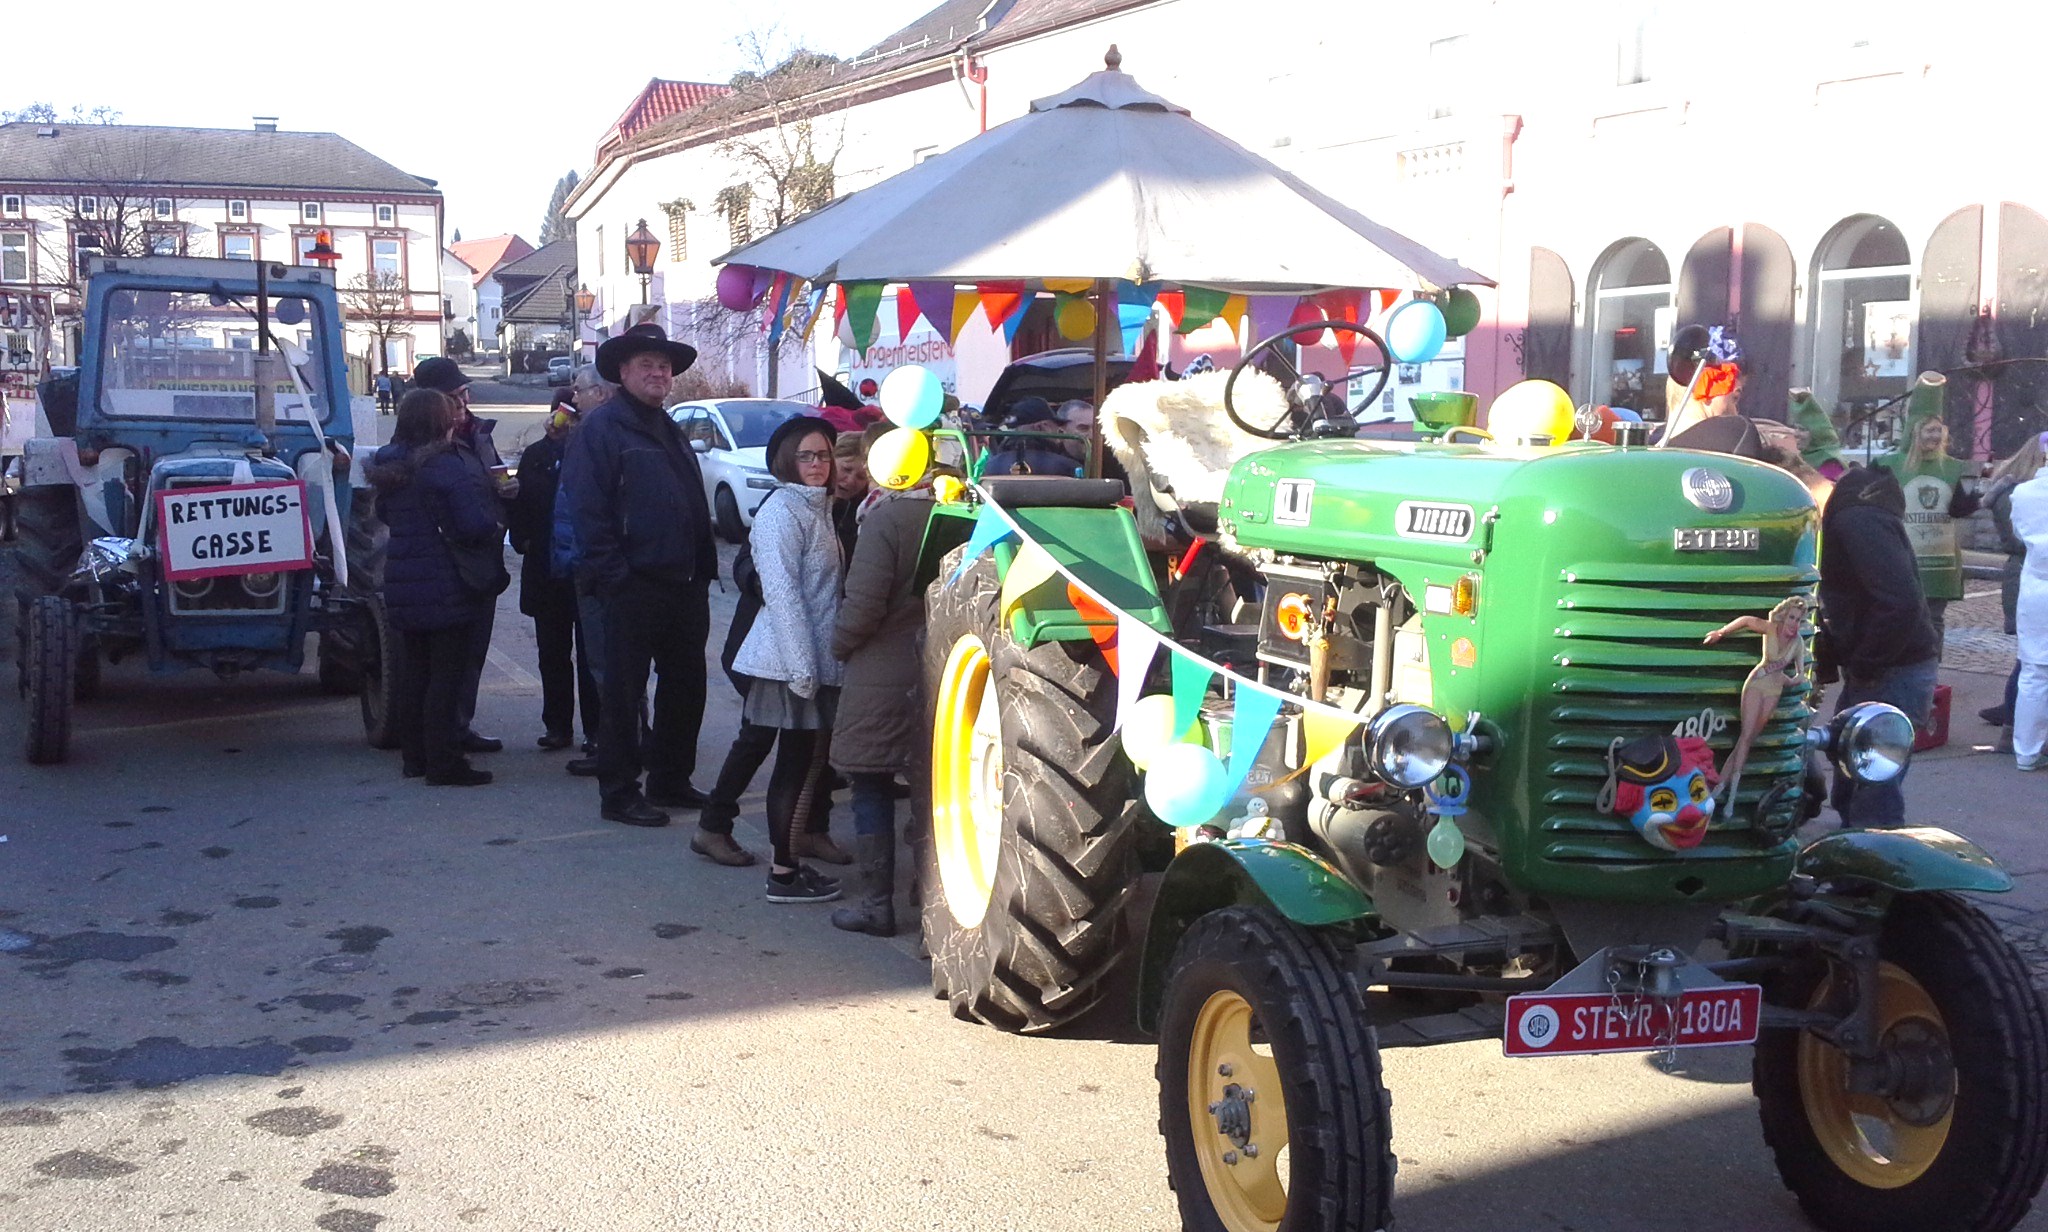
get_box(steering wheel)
[1223,319,1392,441]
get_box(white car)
[669,398,816,541]
[546,356,575,381]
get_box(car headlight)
[1826,702,1915,783]
[745,475,777,491]
[1366,703,1454,789]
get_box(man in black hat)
[412,356,510,754]
[561,324,717,826]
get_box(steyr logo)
[1395,501,1475,542]
[1681,467,1735,513]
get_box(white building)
[441,249,478,355]
[449,234,536,359]
[0,117,446,377]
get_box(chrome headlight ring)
[1366,703,1455,790]
[1818,701,1915,784]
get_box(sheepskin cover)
[1103,369,1288,539]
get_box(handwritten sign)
[155,481,314,581]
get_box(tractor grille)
[1540,562,1817,864]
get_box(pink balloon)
[716,264,761,312]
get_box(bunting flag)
[1043,277,1093,295]
[1248,294,1294,346]
[950,289,982,343]
[952,503,1015,580]
[1067,584,1119,677]
[1312,288,1360,322]
[894,286,921,343]
[1221,294,1249,340]
[998,540,1061,618]
[764,273,793,347]
[1301,709,1362,769]
[909,281,956,340]
[842,281,884,352]
[1178,287,1231,334]
[1118,301,1153,356]
[1113,613,1162,731]
[798,284,827,342]
[1376,288,1400,315]
[1002,305,1029,346]
[1156,290,1185,331]
[1223,682,1288,797]
[1168,646,1214,743]
[1118,280,1162,315]
[977,281,1024,331]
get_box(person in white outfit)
[2011,443,2048,770]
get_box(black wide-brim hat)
[596,323,698,384]
[763,414,839,467]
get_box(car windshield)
[95,289,332,422]
[715,400,812,448]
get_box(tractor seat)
[977,475,1125,509]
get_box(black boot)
[831,833,897,937]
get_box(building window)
[666,210,687,262]
[302,203,322,223]
[1426,36,1469,118]
[228,200,248,221]
[375,204,395,226]
[595,225,604,276]
[146,228,182,256]
[153,198,174,219]
[1,231,27,282]
[295,232,322,265]
[1812,214,1913,420]
[78,196,97,217]
[0,195,20,217]
[1588,237,1673,416]
[1617,9,1656,85]
[74,231,105,279]
[372,237,402,276]
[219,230,256,261]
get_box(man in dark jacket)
[561,325,717,826]
[413,356,509,755]
[1818,465,1940,826]
[509,392,597,752]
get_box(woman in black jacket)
[368,390,505,786]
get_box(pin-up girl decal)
[1702,596,1809,817]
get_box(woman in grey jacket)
[715,416,847,903]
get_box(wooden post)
[1089,277,1112,478]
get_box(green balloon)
[1425,814,1467,869]
[1442,288,1482,338]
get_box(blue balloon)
[1144,742,1231,827]
[1611,406,1643,422]
[1386,300,1448,364]
[880,365,945,429]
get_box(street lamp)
[625,218,659,306]
[574,284,595,361]
[561,269,576,362]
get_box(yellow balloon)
[1055,297,1097,341]
[1121,694,1182,771]
[868,427,931,490]
[931,474,966,505]
[1487,379,1575,446]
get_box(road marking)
[486,646,542,689]
[89,706,310,735]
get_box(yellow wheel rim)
[1798,960,1955,1189]
[931,634,1002,930]
[1186,990,1290,1232]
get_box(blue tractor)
[9,256,384,763]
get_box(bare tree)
[340,269,411,377]
[539,170,580,245]
[714,36,845,234]
[22,117,177,296]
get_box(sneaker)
[766,864,842,904]
[2020,755,2044,772]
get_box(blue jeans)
[1830,657,1938,828]
[850,771,896,839]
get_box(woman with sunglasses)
[714,415,846,903]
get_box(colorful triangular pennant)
[1223,683,1287,797]
[998,540,1061,618]
[842,281,883,352]
[952,504,1015,581]
[1168,646,1214,744]
[1113,613,1162,731]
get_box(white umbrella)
[717,49,1491,295]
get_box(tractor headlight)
[1366,704,1454,789]
[1827,702,1915,783]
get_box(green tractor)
[913,327,2048,1232]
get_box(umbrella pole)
[1089,277,1111,478]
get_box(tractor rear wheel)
[920,546,1139,1032]
[1157,906,1396,1232]
[317,487,386,696]
[23,595,77,765]
[1754,892,2048,1232]
[358,594,401,750]
[9,486,83,601]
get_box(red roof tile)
[449,234,536,287]
[597,79,731,161]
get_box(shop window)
[1810,214,1912,420]
[1588,237,1671,415]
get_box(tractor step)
[1370,1002,1506,1049]
[1719,912,1823,946]
[1356,914,1563,964]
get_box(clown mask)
[1608,735,1720,852]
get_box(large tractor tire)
[22,595,78,765]
[9,487,83,600]
[317,487,387,696]
[920,546,1139,1033]
[358,595,402,750]
[1157,906,1396,1232]
[1754,892,2048,1232]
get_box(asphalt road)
[1,561,2044,1232]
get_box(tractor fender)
[1136,838,1373,1033]
[1796,825,2012,895]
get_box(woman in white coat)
[2011,438,2048,771]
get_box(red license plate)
[1503,984,1762,1057]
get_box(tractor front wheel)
[1158,906,1395,1232]
[920,547,1139,1032]
[358,595,401,750]
[22,595,77,765]
[1754,891,2048,1232]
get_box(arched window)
[1810,214,1913,418]
[1588,238,1671,414]
[1525,247,1574,389]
